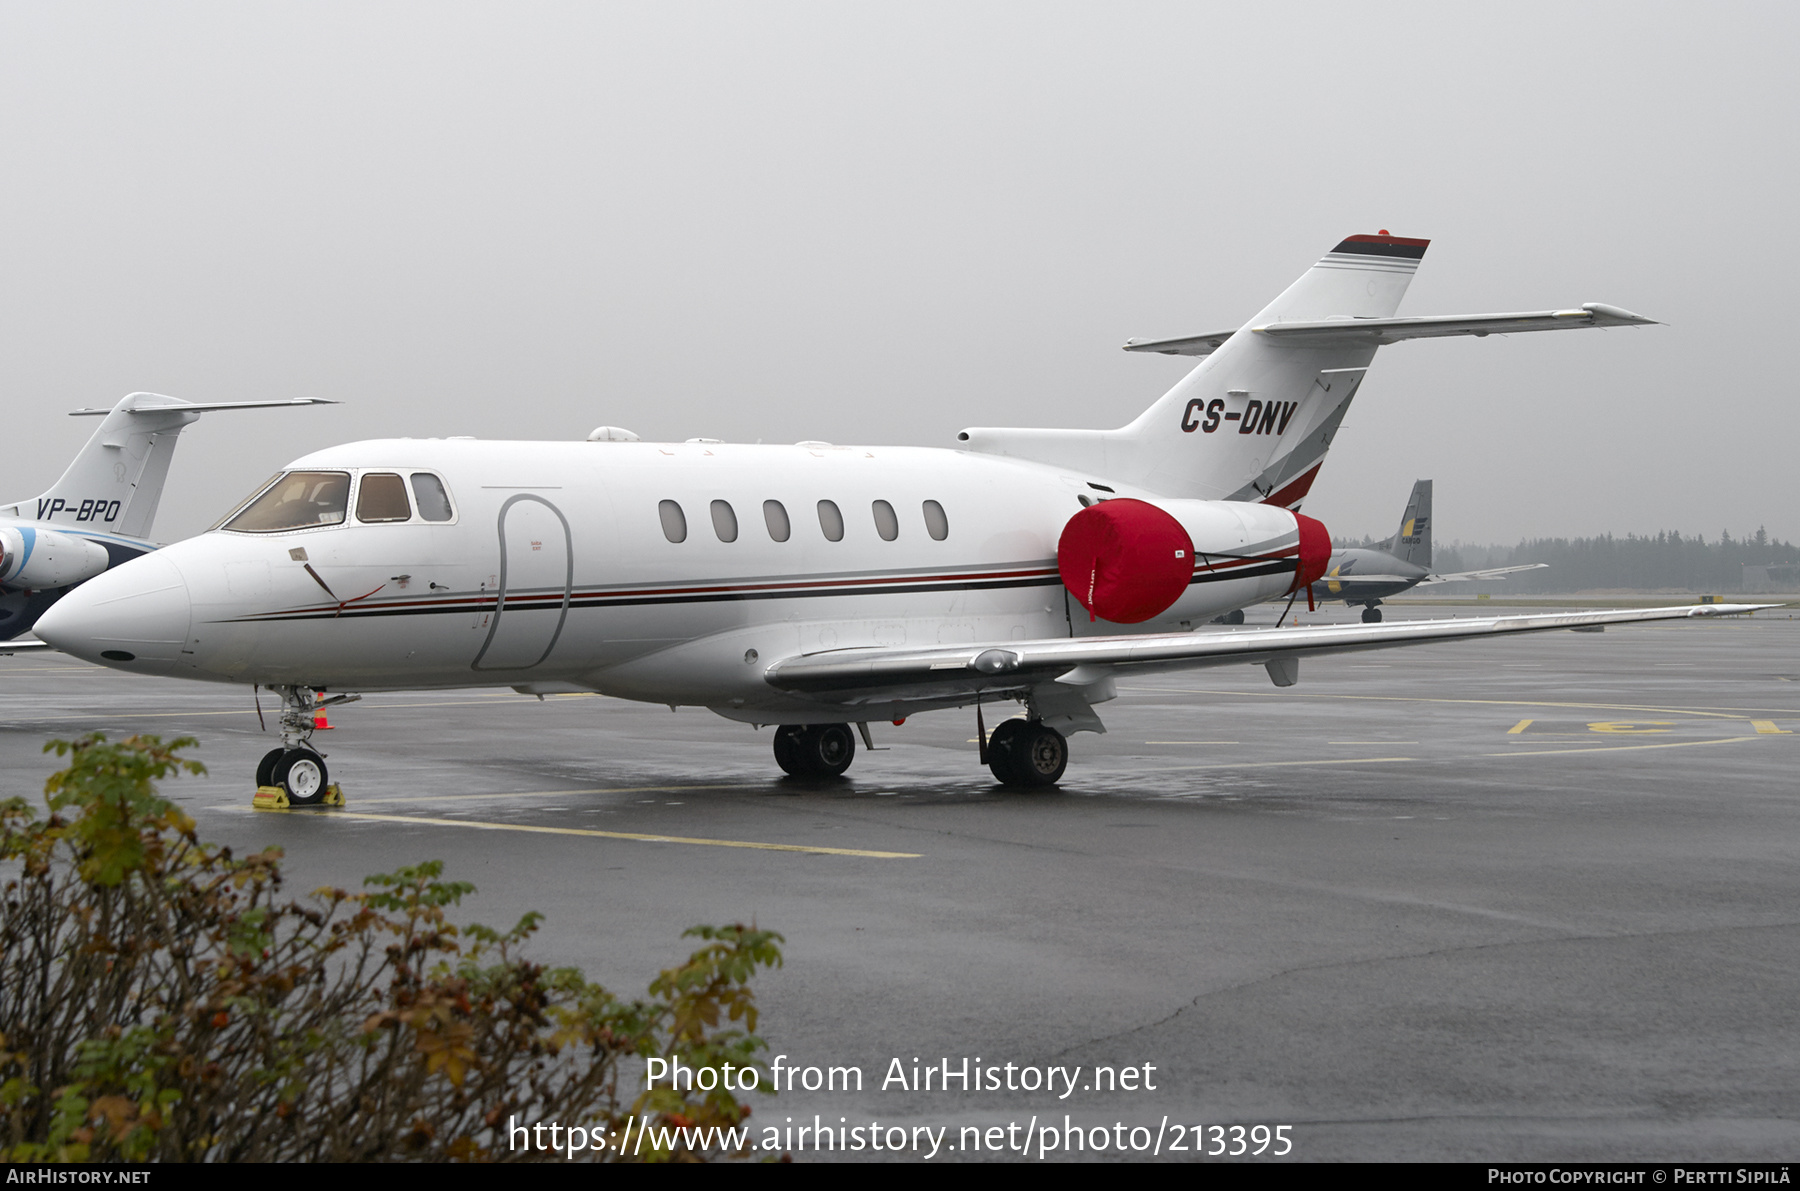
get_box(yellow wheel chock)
[252,783,347,811]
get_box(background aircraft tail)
[1386,479,1432,568]
[0,394,204,541]
[0,393,335,544]
[959,233,1428,507]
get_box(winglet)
[1579,302,1659,327]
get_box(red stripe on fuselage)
[235,564,1066,620]
[1258,464,1321,510]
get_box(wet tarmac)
[2,602,1796,1162]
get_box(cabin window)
[872,499,899,541]
[221,471,351,533]
[817,499,844,542]
[411,473,454,522]
[923,499,949,540]
[356,473,412,523]
[711,499,738,542]
[658,499,687,543]
[763,499,791,542]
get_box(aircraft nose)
[35,553,193,670]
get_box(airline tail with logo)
[959,233,1654,508]
[1387,479,1432,568]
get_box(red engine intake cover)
[1057,499,1196,624]
[1288,512,1331,594]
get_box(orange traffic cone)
[313,690,334,731]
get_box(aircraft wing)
[764,604,1767,700]
[1123,304,1654,356]
[1419,563,1550,584]
[0,638,51,654]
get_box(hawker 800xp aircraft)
[35,234,1761,799]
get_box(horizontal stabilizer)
[1121,329,1237,357]
[69,397,339,416]
[1420,563,1550,585]
[1126,303,1655,356]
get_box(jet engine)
[1057,497,1329,624]
[0,526,112,591]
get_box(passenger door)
[472,494,573,671]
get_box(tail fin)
[959,233,1429,506]
[0,393,337,541]
[1388,479,1432,568]
[961,234,1653,509]
[1,394,202,539]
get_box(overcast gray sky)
[3,2,1794,546]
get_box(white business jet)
[33,234,1758,798]
[0,392,333,648]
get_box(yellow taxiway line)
[1486,736,1763,758]
[321,810,921,859]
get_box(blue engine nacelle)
[0,526,112,591]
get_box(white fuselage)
[43,437,1310,722]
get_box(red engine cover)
[1057,499,1196,624]
[1288,512,1331,594]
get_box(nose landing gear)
[255,686,355,807]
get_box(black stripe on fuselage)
[218,549,1299,627]
[220,572,1068,624]
[1190,559,1297,585]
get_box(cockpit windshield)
[220,471,351,533]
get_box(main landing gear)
[769,711,1070,789]
[773,723,857,778]
[984,718,1068,787]
[1361,603,1384,623]
[256,685,350,806]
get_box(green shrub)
[0,733,782,1162]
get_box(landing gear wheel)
[772,723,856,777]
[987,720,1067,787]
[1224,608,1245,625]
[272,749,329,805]
[773,726,807,776]
[1361,605,1383,623]
[255,748,286,788]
